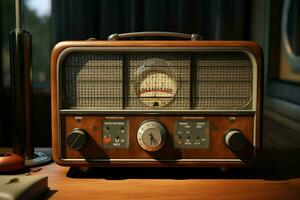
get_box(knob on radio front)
[66,128,87,150]
[225,129,248,151]
[137,121,167,152]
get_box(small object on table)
[0,152,24,173]
[0,175,48,200]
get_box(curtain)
[52,0,250,42]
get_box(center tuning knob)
[137,121,167,152]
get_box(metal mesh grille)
[61,51,253,110]
[195,52,252,109]
[126,53,190,110]
[63,52,123,109]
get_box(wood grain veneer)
[61,115,254,160]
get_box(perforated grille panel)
[61,51,253,110]
[63,53,123,109]
[195,52,252,109]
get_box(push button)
[103,136,112,144]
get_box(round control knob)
[66,128,87,150]
[225,129,248,151]
[137,121,167,152]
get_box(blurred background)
[0,0,299,147]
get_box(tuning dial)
[225,129,248,151]
[66,128,87,150]
[137,121,167,152]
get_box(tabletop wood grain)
[29,153,300,200]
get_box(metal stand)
[25,149,52,167]
[9,0,51,166]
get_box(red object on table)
[0,152,25,172]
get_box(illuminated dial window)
[138,71,177,107]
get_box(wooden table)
[31,150,300,200]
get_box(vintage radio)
[51,32,263,169]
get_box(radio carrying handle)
[108,31,202,41]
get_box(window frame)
[261,0,300,124]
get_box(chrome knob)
[137,121,167,152]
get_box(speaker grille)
[63,53,123,109]
[195,52,252,109]
[61,51,253,110]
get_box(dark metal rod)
[122,54,128,109]
[190,54,196,109]
[10,0,34,159]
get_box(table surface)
[29,153,300,200]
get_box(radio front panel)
[60,115,254,160]
[51,41,262,167]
